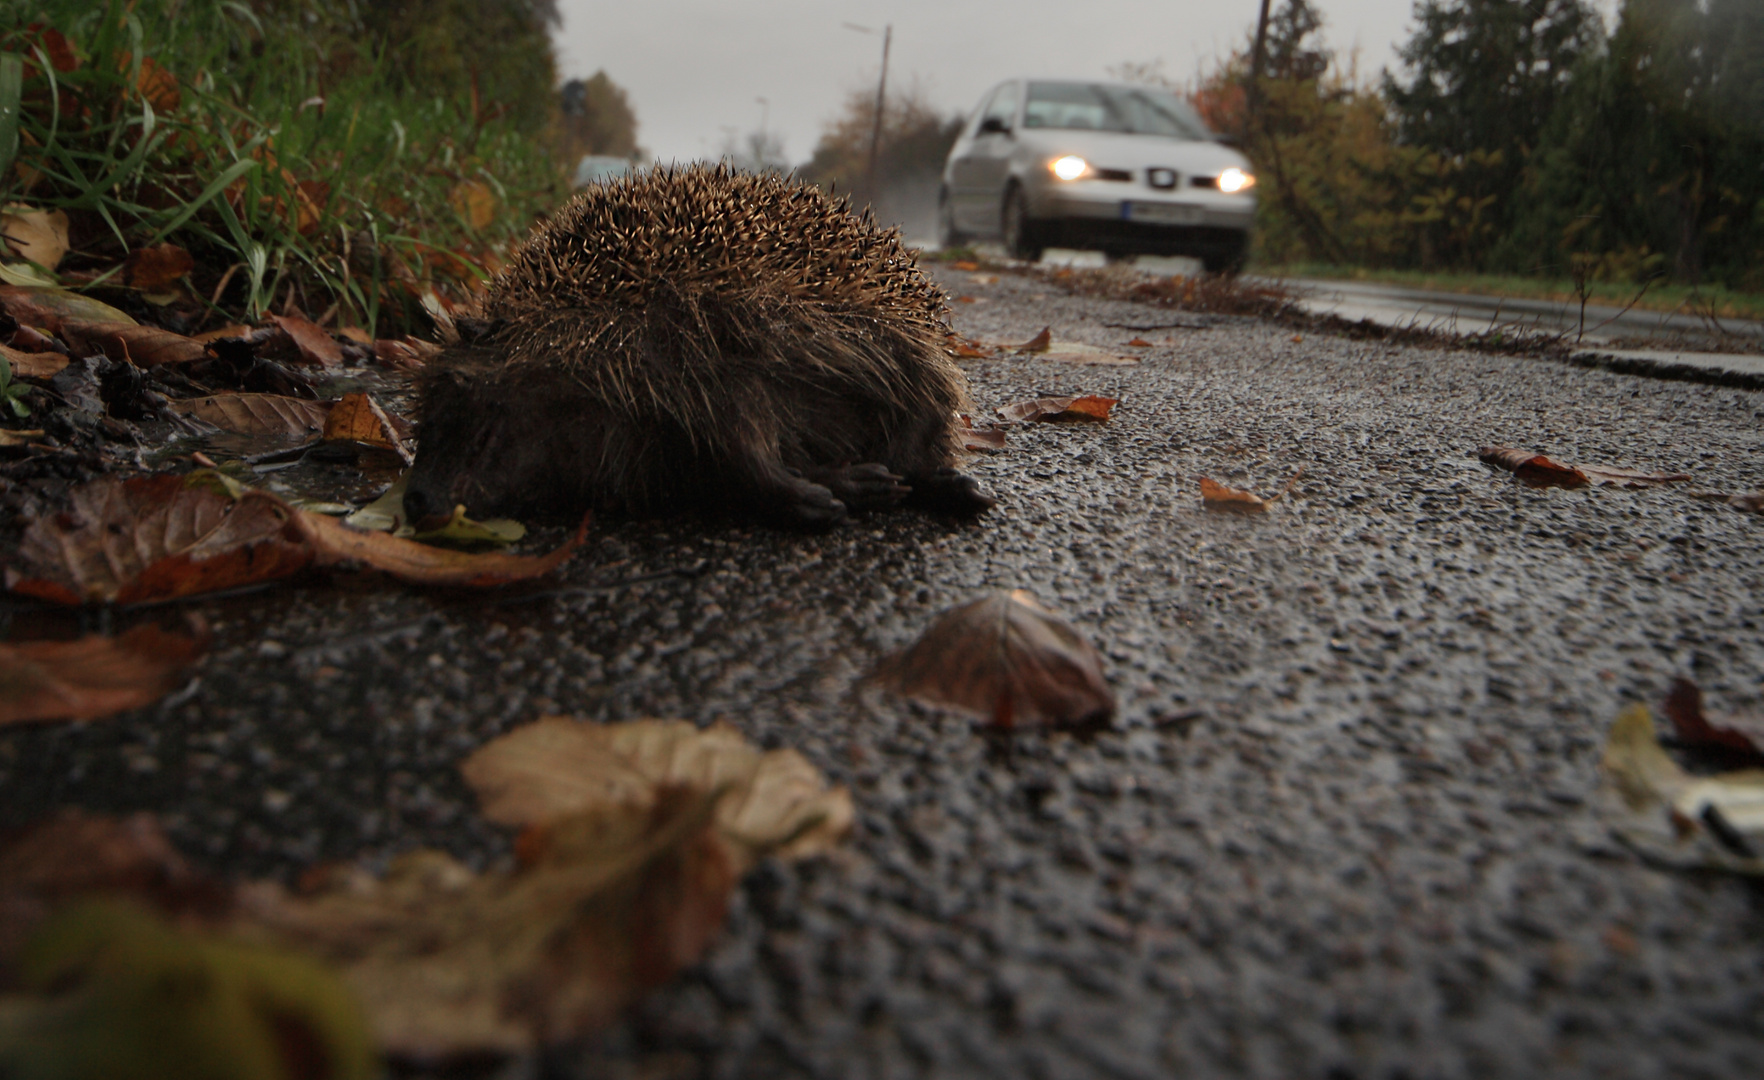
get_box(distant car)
[572,155,631,188]
[938,79,1256,271]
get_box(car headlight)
[1218,167,1255,194]
[1049,155,1090,181]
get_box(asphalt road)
[4,263,1764,1079]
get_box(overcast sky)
[552,0,1431,165]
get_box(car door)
[955,82,1020,234]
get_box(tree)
[558,72,641,160]
[1383,0,1603,266]
[800,86,962,207]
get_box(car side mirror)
[978,117,1010,135]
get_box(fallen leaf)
[1125,337,1154,347]
[950,260,980,271]
[7,900,375,1080]
[871,590,1115,728]
[169,394,332,438]
[0,624,206,726]
[135,56,182,111]
[1,205,69,270]
[956,414,1006,451]
[123,243,195,292]
[1663,678,1764,758]
[1599,703,1764,874]
[954,295,979,304]
[343,474,525,546]
[373,338,434,370]
[1695,491,1764,513]
[268,313,343,369]
[190,324,254,344]
[337,326,372,345]
[449,179,497,231]
[1199,476,1267,513]
[0,810,212,916]
[951,340,992,359]
[996,394,1118,423]
[0,286,136,330]
[0,429,45,447]
[4,472,583,604]
[5,473,315,605]
[59,320,206,366]
[1479,446,1690,490]
[1013,327,1052,353]
[2,340,67,378]
[321,392,409,462]
[294,511,582,588]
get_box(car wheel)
[1001,186,1045,262]
[936,189,965,249]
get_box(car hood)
[1013,128,1249,176]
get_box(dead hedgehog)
[402,164,995,530]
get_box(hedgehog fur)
[403,164,994,529]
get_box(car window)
[1023,82,1209,139]
[979,83,1019,131]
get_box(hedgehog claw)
[774,472,849,529]
[905,467,997,517]
[801,463,911,512]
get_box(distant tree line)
[1193,0,1763,289]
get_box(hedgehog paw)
[801,463,911,512]
[774,471,849,529]
[905,467,997,517]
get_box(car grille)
[1190,175,1219,189]
[1094,168,1132,182]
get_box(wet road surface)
[4,263,1764,1078]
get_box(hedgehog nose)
[402,483,450,531]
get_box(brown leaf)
[1125,337,1154,347]
[950,260,980,271]
[1013,326,1052,353]
[0,624,206,727]
[170,393,332,438]
[321,392,409,462]
[5,473,315,605]
[59,320,206,366]
[460,717,853,864]
[136,57,181,111]
[951,341,992,359]
[0,285,136,331]
[872,590,1115,728]
[1,205,69,270]
[268,313,344,368]
[1199,476,1267,514]
[996,394,1118,423]
[1663,678,1764,758]
[953,295,979,304]
[2,340,67,378]
[294,510,584,588]
[449,179,498,231]
[337,326,372,345]
[956,414,1006,451]
[123,243,195,292]
[190,323,254,343]
[1478,446,1589,488]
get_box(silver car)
[937,79,1257,271]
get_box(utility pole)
[1245,0,1272,140]
[844,22,892,198]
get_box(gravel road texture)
[4,262,1764,1079]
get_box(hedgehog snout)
[402,481,453,532]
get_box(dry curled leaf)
[460,717,853,864]
[1599,703,1764,875]
[268,313,344,369]
[1479,446,1689,490]
[1,205,69,270]
[0,285,136,331]
[59,320,206,367]
[2,340,67,378]
[5,472,581,604]
[1125,336,1154,347]
[950,260,980,272]
[170,394,332,438]
[1663,678,1764,758]
[135,57,182,112]
[0,624,206,727]
[996,394,1118,423]
[951,340,991,359]
[5,473,314,605]
[321,392,409,462]
[872,590,1115,728]
[1199,476,1267,514]
[123,243,196,292]
[449,179,498,231]
[956,414,1006,451]
[1013,327,1052,353]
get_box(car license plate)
[1123,201,1204,225]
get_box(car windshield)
[1022,82,1210,140]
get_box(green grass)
[0,0,568,334]
[1258,262,1764,323]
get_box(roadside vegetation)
[1176,0,1763,301]
[0,0,579,334]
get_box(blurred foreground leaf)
[0,625,206,728]
[0,207,68,272]
[1599,704,1764,875]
